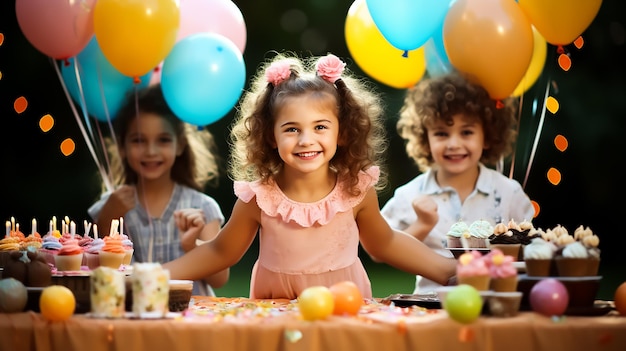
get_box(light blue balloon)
[161,33,246,126]
[424,26,452,78]
[61,37,151,122]
[366,0,451,52]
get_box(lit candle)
[120,217,124,236]
[93,224,99,239]
[49,220,53,234]
[11,216,15,232]
[32,218,37,235]
[52,216,57,231]
[5,221,10,237]
[16,223,20,234]
[70,221,76,236]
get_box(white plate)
[513,261,526,272]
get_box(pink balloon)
[529,278,569,316]
[150,0,246,85]
[15,0,96,59]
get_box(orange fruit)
[329,281,363,316]
[298,286,334,321]
[39,285,75,322]
[614,281,626,316]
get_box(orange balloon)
[518,0,602,46]
[443,0,534,100]
[94,0,180,78]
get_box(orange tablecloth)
[1,297,625,351]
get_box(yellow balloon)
[345,0,426,89]
[518,0,602,46]
[444,0,534,100]
[512,26,547,97]
[94,0,180,78]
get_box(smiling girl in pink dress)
[164,53,456,299]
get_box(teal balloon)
[424,28,452,78]
[161,33,246,126]
[365,0,451,51]
[61,37,151,122]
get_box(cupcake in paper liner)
[132,262,170,318]
[446,221,469,248]
[90,266,126,318]
[523,238,557,276]
[485,249,518,292]
[456,250,490,290]
[467,219,493,248]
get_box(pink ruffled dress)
[234,167,380,300]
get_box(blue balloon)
[61,37,151,122]
[424,25,452,78]
[366,0,451,52]
[161,33,246,126]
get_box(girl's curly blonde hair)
[229,52,388,196]
[397,72,518,172]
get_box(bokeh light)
[558,53,572,71]
[14,96,28,114]
[546,96,559,114]
[60,138,75,156]
[39,114,54,132]
[574,36,584,49]
[554,134,568,152]
[531,200,541,218]
[547,167,562,186]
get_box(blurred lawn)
[213,259,623,300]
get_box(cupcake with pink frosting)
[54,237,84,271]
[456,250,490,290]
[84,238,105,270]
[485,249,518,292]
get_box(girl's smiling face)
[121,112,183,183]
[272,93,339,177]
[426,113,487,176]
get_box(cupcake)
[556,241,598,277]
[54,237,84,271]
[456,250,490,290]
[99,235,125,269]
[466,219,493,248]
[485,249,518,292]
[523,238,557,276]
[39,234,62,266]
[84,238,105,270]
[0,236,21,268]
[488,222,522,260]
[446,221,469,248]
[121,234,134,266]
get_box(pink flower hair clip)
[265,60,292,86]
[315,54,346,83]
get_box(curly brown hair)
[229,52,388,196]
[397,72,518,172]
[105,84,220,192]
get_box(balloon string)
[72,58,97,154]
[508,93,525,179]
[94,59,116,184]
[522,76,551,189]
[51,58,113,192]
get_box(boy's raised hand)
[174,208,205,252]
[412,194,439,229]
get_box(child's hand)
[109,185,137,214]
[412,195,439,228]
[174,208,205,252]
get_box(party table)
[1,297,625,351]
